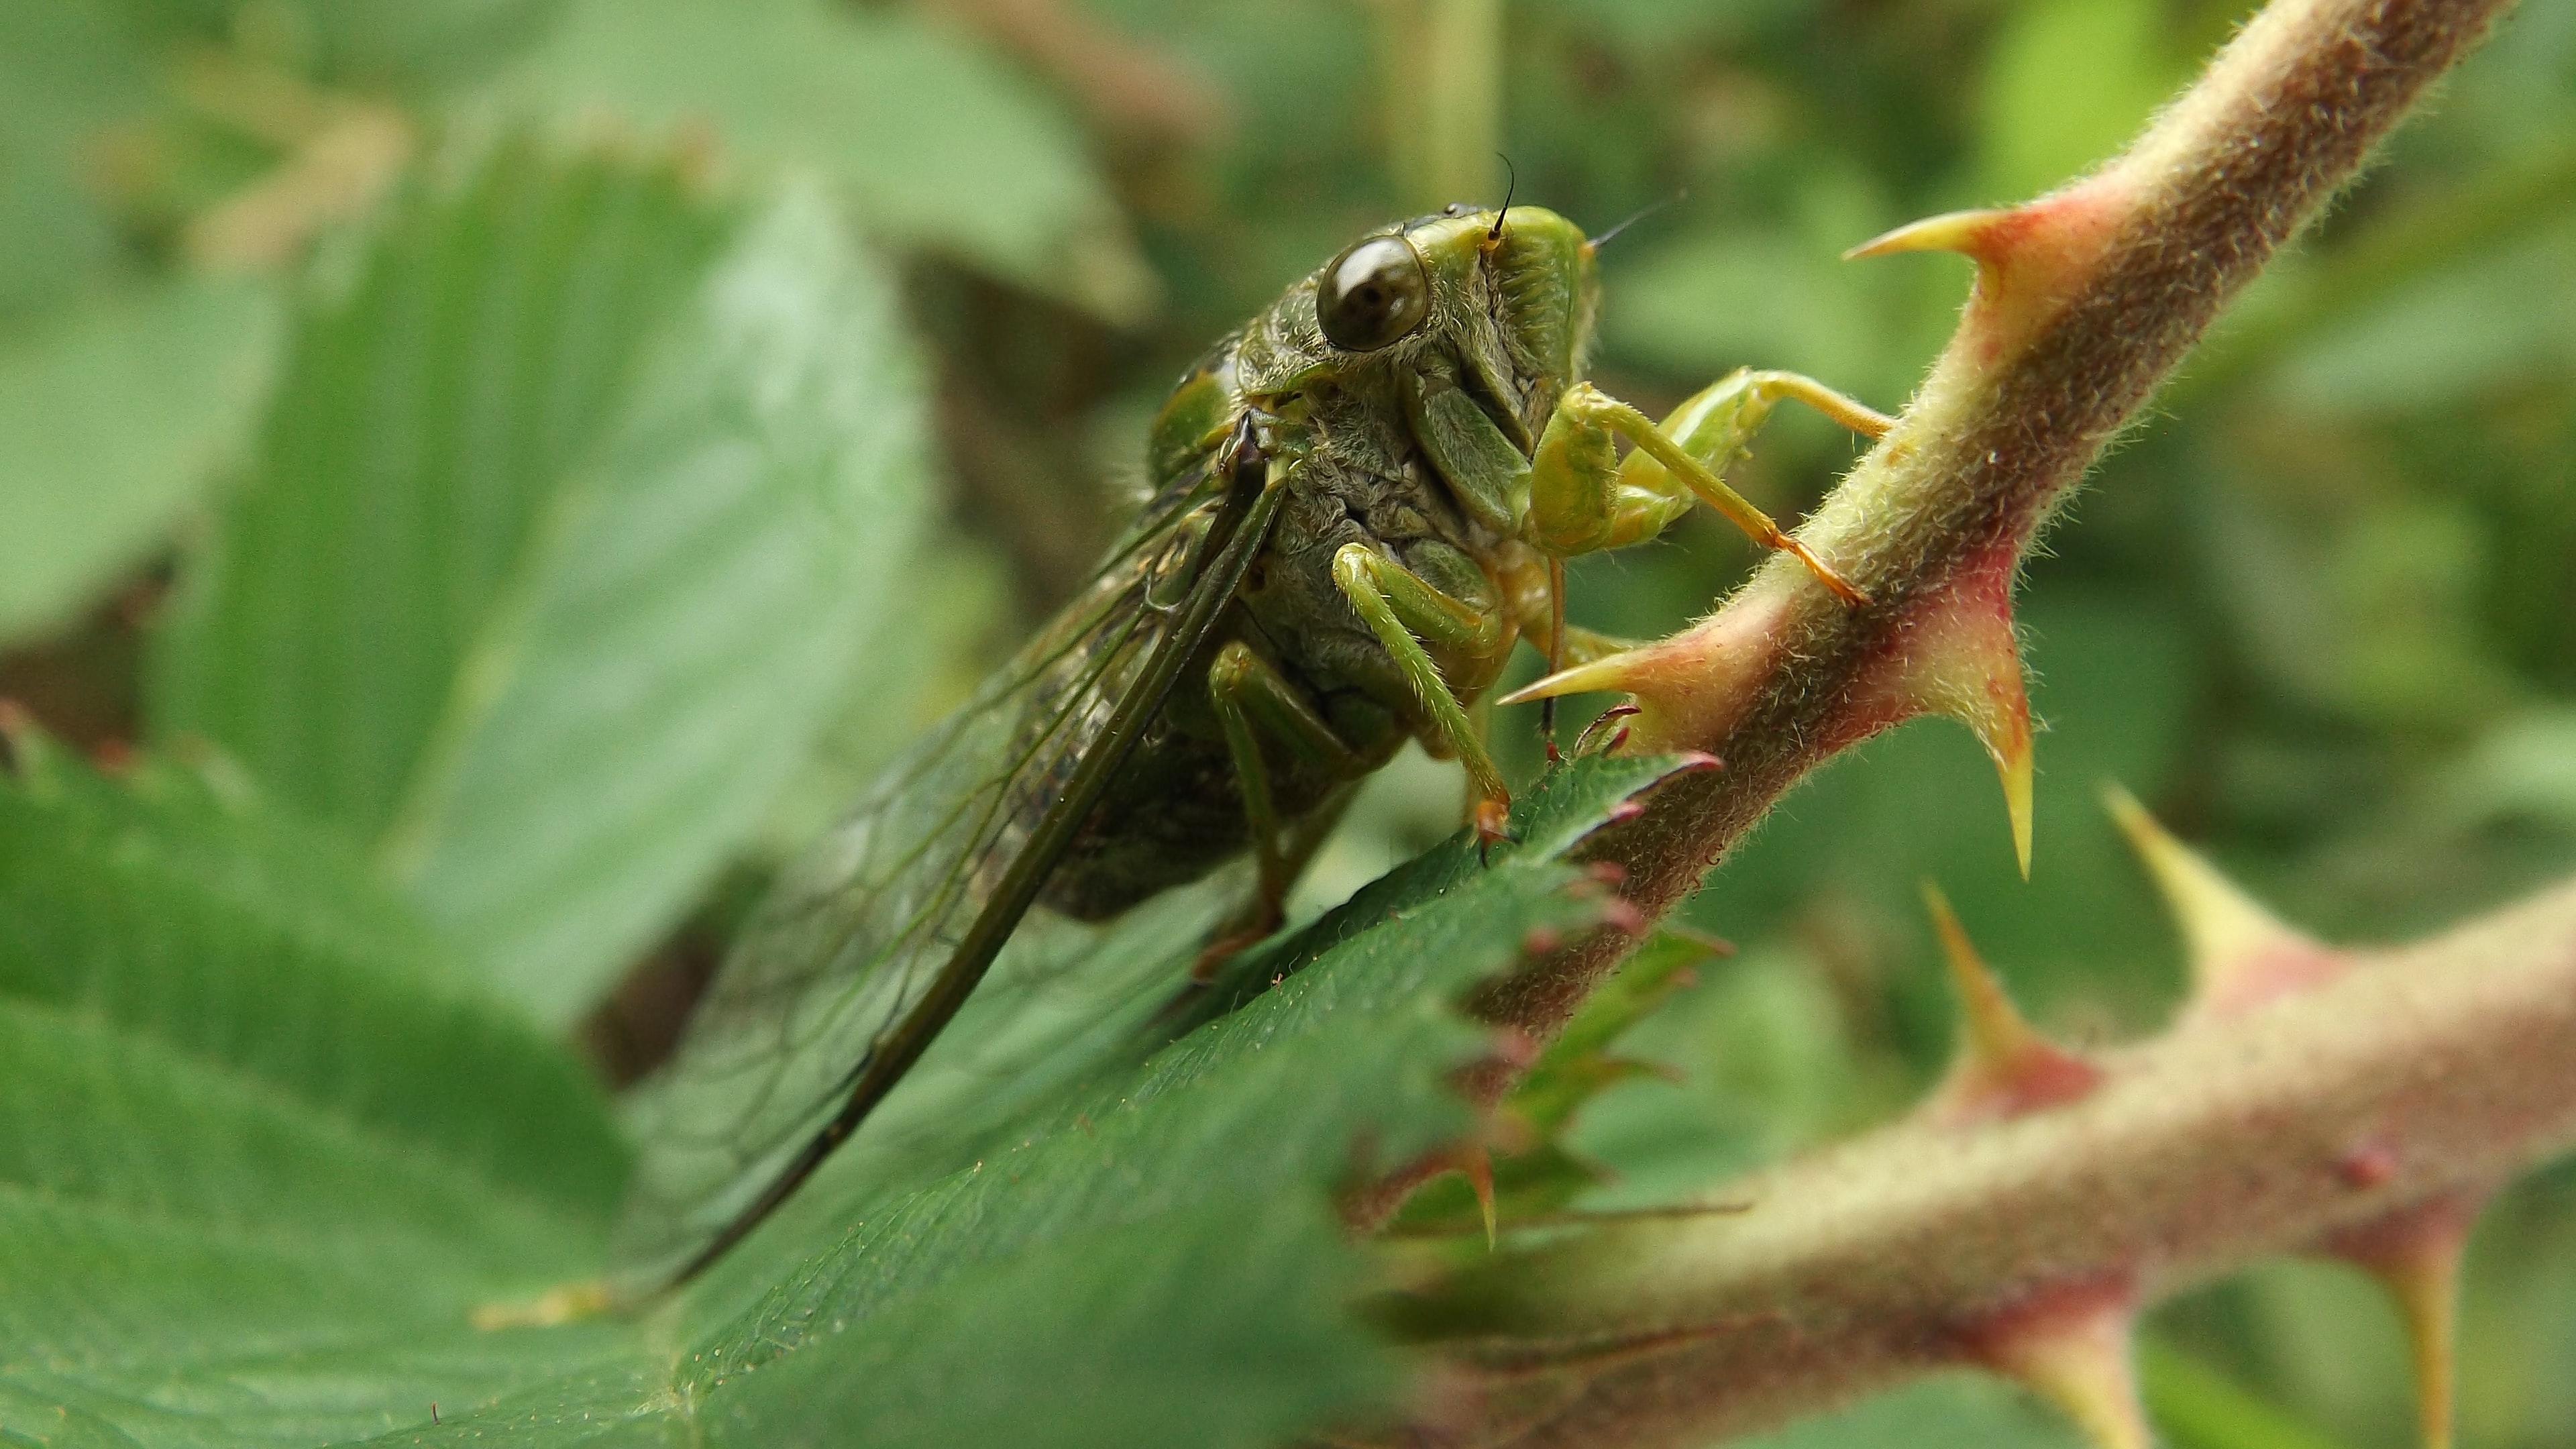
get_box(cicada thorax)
[1035,300,1532,922]
[1234,386,1519,724]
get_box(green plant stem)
[1383,873,2576,1446]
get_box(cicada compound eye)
[1316,235,1432,353]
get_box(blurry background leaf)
[0,276,278,646]
[120,0,567,91]
[152,142,932,1024]
[1977,0,2192,201]
[2268,221,2576,413]
[490,0,1156,320]
[0,0,157,316]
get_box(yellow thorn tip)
[1462,1146,1499,1250]
[1843,208,2012,263]
[1498,649,1651,706]
[1998,1304,2151,1449]
[2368,1230,2465,1449]
[2101,783,2324,1012]
[1995,713,2035,881]
[1921,883,2041,1069]
[1898,594,2033,880]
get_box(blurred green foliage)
[1,0,2571,1445]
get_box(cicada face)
[1289,209,1592,419]
[1397,206,1599,443]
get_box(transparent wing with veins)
[610,464,1236,1289]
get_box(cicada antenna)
[1589,191,1686,250]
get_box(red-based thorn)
[2104,784,2347,1020]
[1463,1139,1504,1242]
[1600,899,1647,936]
[1920,883,2102,1126]
[1587,861,1628,887]
[1957,1276,2148,1449]
[1521,925,1564,958]
[2326,1192,2485,1449]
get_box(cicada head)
[1299,206,1596,445]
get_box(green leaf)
[1977,0,2193,201]
[0,276,280,646]
[648,755,1693,1449]
[0,0,155,319]
[0,727,637,1448]
[152,142,932,1024]
[2140,1336,2356,1449]
[494,0,1155,320]
[1398,927,1717,1230]
[7,696,1691,1447]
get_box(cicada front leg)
[1527,369,1893,603]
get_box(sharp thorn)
[1920,883,2101,1124]
[1462,1145,1498,1250]
[1843,208,2014,264]
[2101,783,2339,1018]
[1499,651,1648,706]
[1970,1286,2151,1449]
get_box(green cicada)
[612,201,1889,1289]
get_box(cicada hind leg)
[1190,639,1366,978]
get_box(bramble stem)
[1385,0,2534,1440]
[1470,0,2518,1083]
[1389,877,2576,1446]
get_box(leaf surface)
[0,277,280,645]
[5,702,1684,1448]
[0,730,636,1449]
[153,144,930,1022]
[496,0,1154,319]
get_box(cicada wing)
[611,454,1271,1290]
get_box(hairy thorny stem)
[1487,0,2518,1038]
[1383,0,2534,1442]
[1389,878,2576,1447]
